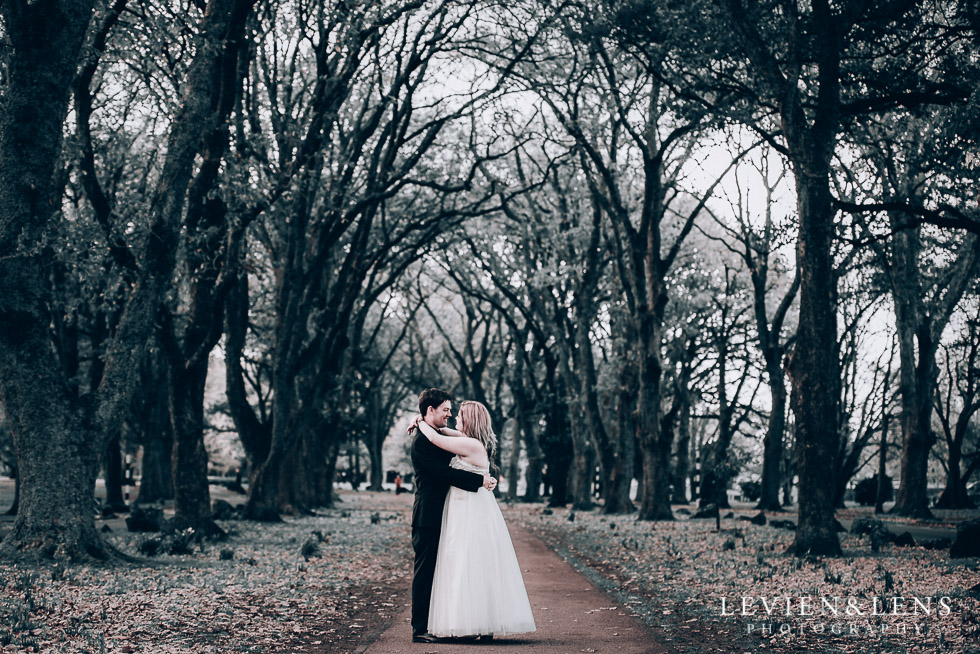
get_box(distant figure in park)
[410,397,535,642]
[408,389,497,643]
[394,474,404,495]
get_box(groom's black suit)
[410,431,483,636]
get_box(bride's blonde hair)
[458,401,497,458]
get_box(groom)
[409,388,496,643]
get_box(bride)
[413,401,536,639]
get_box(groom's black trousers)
[411,525,441,634]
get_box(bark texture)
[0,0,107,562]
[0,0,257,560]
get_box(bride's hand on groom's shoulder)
[407,414,423,434]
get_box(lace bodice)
[450,455,489,474]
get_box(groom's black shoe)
[478,635,494,642]
[412,632,438,643]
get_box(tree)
[0,410,16,515]
[478,154,630,512]
[418,270,512,448]
[934,303,980,508]
[703,0,975,555]
[223,0,509,520]
[696,266,761,509]
[349,294,421,492]
[710,0,851,557]
[129,347,174,504]
[701,146,799,510]
[157,0,256,538]
[0,0,257,561]
[501,1,737,520]
[833,314,896,508]
[844,110,979,517]
[0,0,103,562]
[445,213,581,507]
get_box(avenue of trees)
[0,0,977,561]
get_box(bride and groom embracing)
[408,388,536,644]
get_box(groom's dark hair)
[418,388,453,417]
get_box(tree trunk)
[103,434,127,512]
[138,424,174,504]
[758,371,787,510]
[0,0,110,562]
[10,475,20,516]
[688,435,699,503]
[507,420,521,501]
[671,388,691,505]
[244,358,297,520]
[134,350,174,504]
[576,326,634,514]
[277,415,333,513]
[570,434,595,511]
[781,438,796,507]
[875,414,889,514]
[544,416,572,506]
[833,425,877,508]
[935,444,973,508]
[609,360,637,512]
[169,359,223,537]
[892,322,938,518]
[367,435,384,492]
[699,336,737,510]
[5,469,19,516]
[698,447,732,509]
[278,447,303,515]
[3,443,113,560]
[893,421,934,517]
[511,354,543,502]
[787,171,842,556]
[321,434,341,508]
[522,431,544,503]
[279,429,319,514]
[365,391,385,492]
[245,456,283,521]
[888,223,977,515]
[223,267,272,471]
[542,367,571,507]
[548,461,570,507]
[935,394,978,509]
[636,311,674,520]
[637,441,673,520]
[0,336,119,559]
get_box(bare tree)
[934,303,980,508]
[844,111,980,518]
[222,0,510,520]
[0,0,258,561]
[698,146,799,510]
[704,0,976,555]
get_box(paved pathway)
[362,522,669,654]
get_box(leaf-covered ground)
[4,488,978,654]
[505,503,980,654]
[0,490,413,653]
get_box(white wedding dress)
[427,456,536,637]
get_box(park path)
[360,521,670,654]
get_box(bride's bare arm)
[417,420,484,458]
